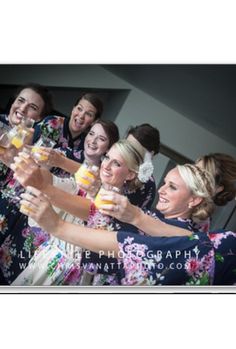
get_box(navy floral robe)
[116,212,215,286]
[208,230,236,285]
[0,114,86,284]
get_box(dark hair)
[126,123,160,155]
[93,119,119,148]
[14,83,53,118]
[197,153,236,206]
[74,93,103,119]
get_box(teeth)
[102,171,110,177]
[74,117,83,125]
[88,144,97,150]
[159,197,168,203]
[16,111,24,119]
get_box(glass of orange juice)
[31,136,56,162]
[74,161,99,187]
[20,188,36,214]
[9,117,35,149]
[11,128,28,149]
[94,183,120,209]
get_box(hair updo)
[196,153,236,206]
[177,164,216,223]
[113,139,145,190]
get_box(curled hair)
[113,139,145,190]
[126,123,160,155]
[14,83,53,118]
[74,93,103,119]
[177,164,216,223]
[197,153,236,206]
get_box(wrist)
[131,206,143,227]
[53,217,64,237]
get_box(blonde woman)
[17,163,216,285]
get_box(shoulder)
[39,115,65,128]
[0,114,9,125]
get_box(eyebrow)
[78,103,95,113]
[30,103,39,109]
[18,96,39,110]
[164,178,178,187]
[106,154,124,164]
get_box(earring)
[188,204,192,209]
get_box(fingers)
[20,186,48,216]
[25,186,46,199]
[11,153,38,172]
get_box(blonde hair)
[177,164,216,223]
[113,139,145,190]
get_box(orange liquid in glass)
[94,190,114,209]
[11,136,24,149]
[74,166,95,186]
[31,147,48,161]
[20,204,34,213]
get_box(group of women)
[0,83,236,286]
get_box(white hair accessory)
[137,151,154,183]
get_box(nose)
[103,159,112,171]
[91,136,98,144]
[158,183,167,195]
[78,110,85,119]
[19,103,28,113]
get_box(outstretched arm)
[12,153,91,221]
[20,186,119,256]
[98,191,192,237]
[37,148,81,174]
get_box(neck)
[84,153,101,167]
[70,130,81,139]
[164,213,191,220]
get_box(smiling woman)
[11,139,148,286]
[8,88,46,126]
[12,162,218,286]
[0,90,105,285]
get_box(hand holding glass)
[74,161,99,187]
[94,183,120,209]
[31,136,56,162]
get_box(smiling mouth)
[74,117,84,128]
[159,196,168,203]
[15,111,25,120]
[87,144,97,150]
[101,170,111,177]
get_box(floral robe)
[0,115,86,284]
[124,176,156,211]
[11,171,156,286]
[116,212,215,286]
[208,230,236,285]
[12,199,129,286]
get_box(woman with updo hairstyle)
[196,153,236,206]
[196,153,236,285]
[12,139,149,285]
[124,123,160,210]
[15,162,217,285]
[177,164,216,224]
